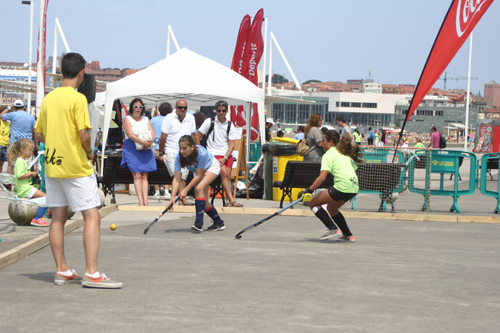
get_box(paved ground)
[1,153,499,332]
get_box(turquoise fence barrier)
[480,153,500,214]
[429,150,476,213]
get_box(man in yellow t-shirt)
[0,105,11,172]
[35,52,122,289]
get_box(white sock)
[155,190,160,195]
[85,271,101,278]
[57,269,73,276]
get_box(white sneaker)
[153,192,161,199]
[162,191,171,200]
[319,229,342,241]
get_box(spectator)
[193,112,207,133]
[121,98,157,206]
[303,113,323,162]
[353,129,361,145]
[277,130,284,138]
[0,105,11,172]
[428,126,441,149]
[367,127,375,146]
[294,126,305,140]
[265,118,274,142]
[8,138,49,226]
[336,116,353,141]
[36,52,122,288]
[159,99,196,205]
[151,102,173,199]
[196,100,242,208]
[0,99,37,174]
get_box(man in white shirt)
[159,99,196,204]
[195,100,242,207]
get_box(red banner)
[403,0,493,126]
[231,15,251,73]
[230,9,264,142]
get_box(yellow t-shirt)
[35,87,93,178]
[0,119,10,147]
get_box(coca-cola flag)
[230,9,265,142]
[402,0,494,131]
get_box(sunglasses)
[216,109,227,113]
[133,105,143,109]
[176,106,187,110]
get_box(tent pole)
[464,32,473,151]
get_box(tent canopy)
[101,48,265,173]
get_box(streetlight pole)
[22,1,34,114]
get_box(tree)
[302,79,322,85]
[265,74,289,84]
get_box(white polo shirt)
[198,117,236,156]
[161,112,196,153]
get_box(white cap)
[14,100,24,107]
[266,118,275,125]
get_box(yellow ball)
[110,224,117,231]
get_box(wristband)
[86,150,93,155]
[182,188,187,192]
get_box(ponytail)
[337,136,363,164]
[7,138,32,165]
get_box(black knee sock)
[332,211,352,236]
[312,206,337,230]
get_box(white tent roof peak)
[105,47,264,107]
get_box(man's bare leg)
[81,207,100,274]
[49,206,69,272]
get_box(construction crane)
[438,71,477,91]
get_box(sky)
[2,0,499,95]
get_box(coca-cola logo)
[456,0,488,37]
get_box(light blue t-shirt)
[3,111,36,145]
[294,133,304,140]
[174,145,213,173]
[150,115,165,150]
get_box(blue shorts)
[0,145,7,162]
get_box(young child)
[169,135,224,232]
[414,137,425,149]
[304,131,363,242]
[8,138,49,227]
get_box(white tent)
[101,48,265,174]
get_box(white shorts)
[205,157,221,176]
[164,152,189,180]
[25,187,37,199]
[45,174,100,212]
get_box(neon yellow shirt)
[35,87,93,178]
[414,143,425,148]
[321,147,359,193]
[0,119,10,147]
[14,158,34,198]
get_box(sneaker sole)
[54,278,82,286]
[191,226,203,232]
[206,226,226,231]
[319,233,341,241]
[81,281,123,289]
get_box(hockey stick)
[235,196,309,239]
[143,197,180,234]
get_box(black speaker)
[77,73,96,103]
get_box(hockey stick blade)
[143,197,180,234]
[235,198,303,239]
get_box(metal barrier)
[480,153,500,214]
[429,150,476,213]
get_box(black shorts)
[327,187,357,202]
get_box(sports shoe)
[81,273,123,289]
[319,229,342,241]
[337,235,356,243]
[191,220,203,232]
[153,192,161,199]
[206,221,225,231]
[162,191,171,200]
[54,269,82,285]
[30,218,50,227]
